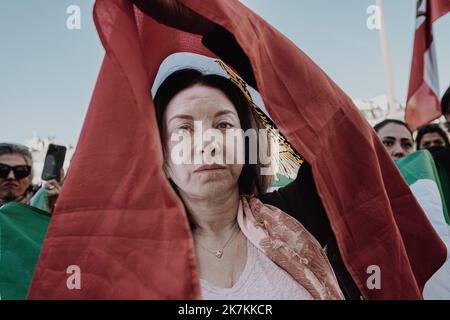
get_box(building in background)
[353,94,405,127]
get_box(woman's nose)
[390,143,405,159]
[6,169,16,180]
[194,134,221,154]
[193,126,223,161]
[193,124,205,155]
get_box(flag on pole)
[406,0,450,131]
[27,0,446,299]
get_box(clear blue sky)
[1,0,449,145]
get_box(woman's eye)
[176,125,193,133]
[383,140,393,147]
[402,143,413,149]
[217,122,233,129]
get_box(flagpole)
[376,0,396,113]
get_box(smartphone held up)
[41,144,67,182]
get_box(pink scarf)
[238,195,344,300]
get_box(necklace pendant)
[215,250,223,259]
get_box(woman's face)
[162,84,244,200]
[419,132,447,149]
[377,123,414,160]
[0,153,32,202]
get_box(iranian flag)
[396,150,450,299]
[406,0,450,130]
[0,203,50,300]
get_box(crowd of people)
[374,119,450,160]
[2,83,449,300]
[373,86,450,161]
[3,86,449,215]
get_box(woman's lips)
[194,164,226,172]
[2,182,19,188]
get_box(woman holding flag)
[27,0,446,300]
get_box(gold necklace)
[195,223,239,259]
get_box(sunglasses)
[0,164,32,180]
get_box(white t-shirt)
[201,239,314,300]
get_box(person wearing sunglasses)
[0,143,34,206]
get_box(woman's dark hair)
[442,86,450,117]
[153,68,270,199]
[415,124,450,149]
[373,119,413,137]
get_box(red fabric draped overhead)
[28,0,446,299]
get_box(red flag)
[406,0,450,130]
[28,0,446,299]
[28,1,210,299]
